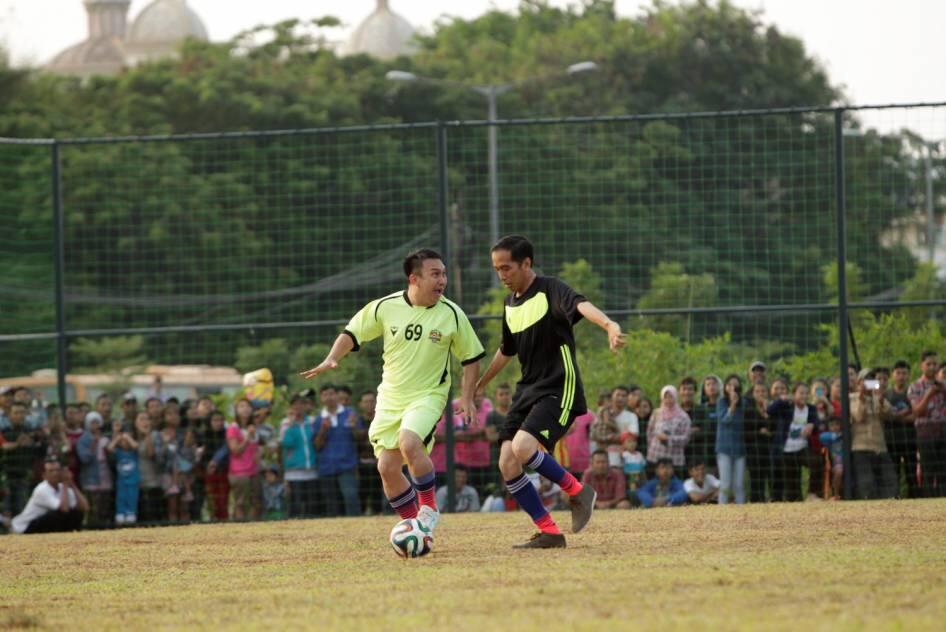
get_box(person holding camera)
[908,351,946,498]
[850,369,898,500]
[715,374,747,504]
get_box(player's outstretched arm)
[577,301,626,352]
[298,333,355,380]
[476,348,514,393]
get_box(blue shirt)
[313,407,362,476]
[115,447,140,484]
[636,476,688,508]
[716,398,746,458]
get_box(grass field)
[2,499,945,631]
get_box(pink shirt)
[226,423,259,477]
[563,412,595,473]
[431,398,493,471]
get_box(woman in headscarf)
[646,385,692,479]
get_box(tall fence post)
[51,141,68,408]
[834,109,854,500]
[437,122,456,513]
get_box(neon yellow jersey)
[344,291,485,407]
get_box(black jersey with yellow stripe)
[500,276,587,417]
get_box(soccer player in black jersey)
[477,235,626,548]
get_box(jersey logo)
[540,429,550,439]
[504,291,549,333]
[428,329,443,344]
[390,326,399,336]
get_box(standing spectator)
[634,458,688,508]
[581,450,630,510]
[313,385,362,517]
[94,394,114,430]
[886,360,918,498]
[768,383,816,502]
[485,383,513,485]
[627,385,643,418]
[107,425,139,525]
[1,402,46,521]
[689,375,722,474]
[744,382,773,503]
[120,393,138,432]
[684,459,720,505]
[435,464,481,512]
[201,410,230,521]
[819,417,844,500]
[133,412,163,524]
[63,403,85,483]
[144,397,164,428]
[716,374,746,504]
[354,390,382,516]
[563,409,596,481]
[646,386,691,477]
[748,360,767,385]
[589,403,620,469]
[0,386,11,429]
[432,388,493,494]
[76,413,113,527]
[678,377,697,421]
[637,398,653,424]
[595,386,639,468]
[11,459,88,534]
[829,377,843,418]
[850,368,898,499]
[262,465,286,520]
[336,385,353,409]
[227,398,262,520]
[620,432,646,494]
[158,407,186,523]
[908,351,946,497]
[808,379,833,500]
[280,395,318,518]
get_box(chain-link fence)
[1,103,945,528]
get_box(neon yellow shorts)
[368,393,446,458]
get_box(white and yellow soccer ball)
[389,518,433,559]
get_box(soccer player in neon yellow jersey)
[477,235,626,548]
[300,249,484,537]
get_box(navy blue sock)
[505,473,549,523]
[527,450,568,484]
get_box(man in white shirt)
[12,458,88,534]
[683,460,720,505]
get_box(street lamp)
[386,62,598,255]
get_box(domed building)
[125,0,209,66]
[340,0,416,60]
[47,0,130,78]
[46,0,208,77]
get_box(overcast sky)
[1,1,944,136]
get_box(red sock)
[559,472,583,497]
[534,513,561,535]
[417,488,437,510]
[396,501,418,520]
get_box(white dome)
[127,0,208,46]
[341,0,416,60]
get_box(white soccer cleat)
[417,505,441,537]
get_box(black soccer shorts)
[499,395,580,451]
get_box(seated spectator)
[480,484,510,512]
[581,449,630,510]
[12,458,88,534]
[634,458,688,508]
[620,432,646,493]
[819,417,844,500]
[646,386,691,478]
[435,464,481,513]
[684,460,720,505]
[850,369,898,500]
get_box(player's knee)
[398,430,424,460]
[376,453,401,480]
[511,434,538,463]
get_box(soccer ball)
[389,518,433,559]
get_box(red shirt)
[581,467,627,503]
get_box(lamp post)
[387,62,598,253]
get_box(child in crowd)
[108,428,140,525]
[262,465,286,520]
[620,432,646,494]
[177,428,200,504]
[819,417,844,500]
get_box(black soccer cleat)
[569,485,597,533]
[512,532,567,549]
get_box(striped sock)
[387,486,418,520]
[412,470,438,510]
[506,473,561,535]
[528,450,583,497]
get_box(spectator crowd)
[2,349,945,533]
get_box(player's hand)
[454,397,477,425]
[606,321,626,352]
[299,358,338,380]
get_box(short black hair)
[611,385,629,395]
[688,458,706,470]
[454,463,469,473]
[336,385,352,396]
[210,409,225,418]
[145,397,162,407]
[359,390,376,399]
[289,395,303,405]
[656,457,674,468]
[491,235,534,266]
[627,384,641,393]
[44,456,61,466]
[95,393,111,403]
[874,366,890,376]
[403,248,443,278]
[679,376,697,389]
[591,449,608,460]
[495,383,511,391]
[893,360,910,370]
[921,350,938,362]
[319,384,336,393]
